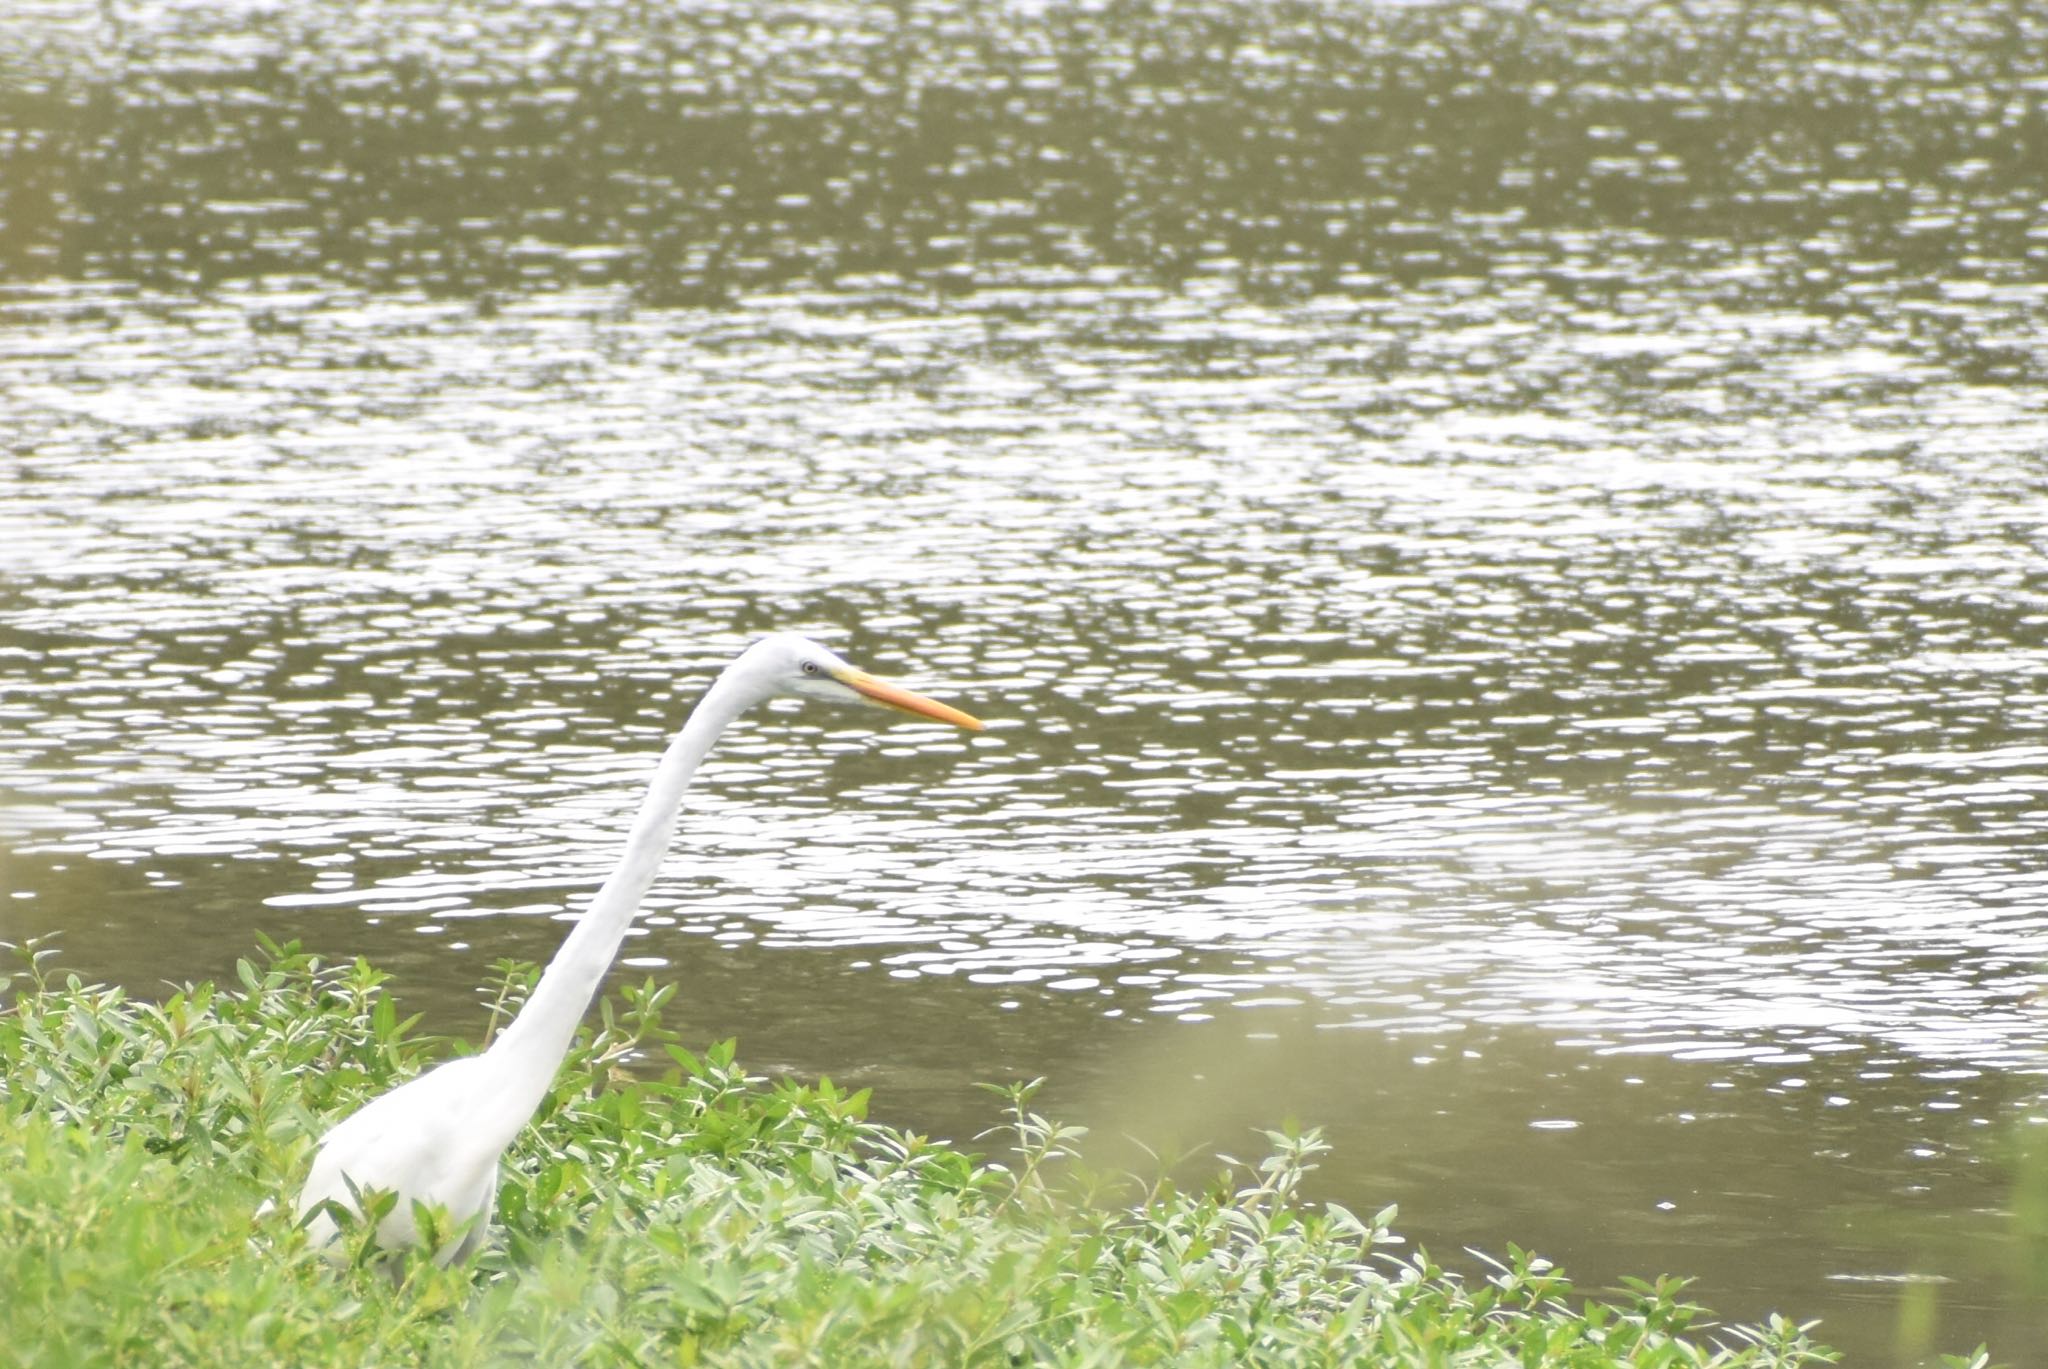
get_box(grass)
[0,937,1881,1365]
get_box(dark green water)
[5,1,2048,1359]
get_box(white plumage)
[293,633,983,1261]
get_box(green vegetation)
[0,939,1851,1366]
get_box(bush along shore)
[0,939,1865,1366]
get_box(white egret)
[294,632,983,1262]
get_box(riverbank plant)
[0,937,1853,1365]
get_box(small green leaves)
[0,941,1847,1367]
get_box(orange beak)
[834,668,984,731]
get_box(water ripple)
[5,277,2046,1084]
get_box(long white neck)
[475,662,758,1140]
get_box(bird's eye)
[801,661,819,675]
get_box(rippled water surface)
[5,1,2048,1358]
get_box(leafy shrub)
[0,938,1849,1366]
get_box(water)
[5,1,2048,1359]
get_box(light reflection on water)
[6,0,2048,1356]
[8,289,2044,1077]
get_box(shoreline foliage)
[0,939,1851,1366]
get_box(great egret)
[294,632,983,1262]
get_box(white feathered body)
[287,634,977,1262]
[296,1054,507,1262]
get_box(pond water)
[5,1,2048,1359]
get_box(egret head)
[738,632,983,730]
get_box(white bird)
[294,632,983,1263]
